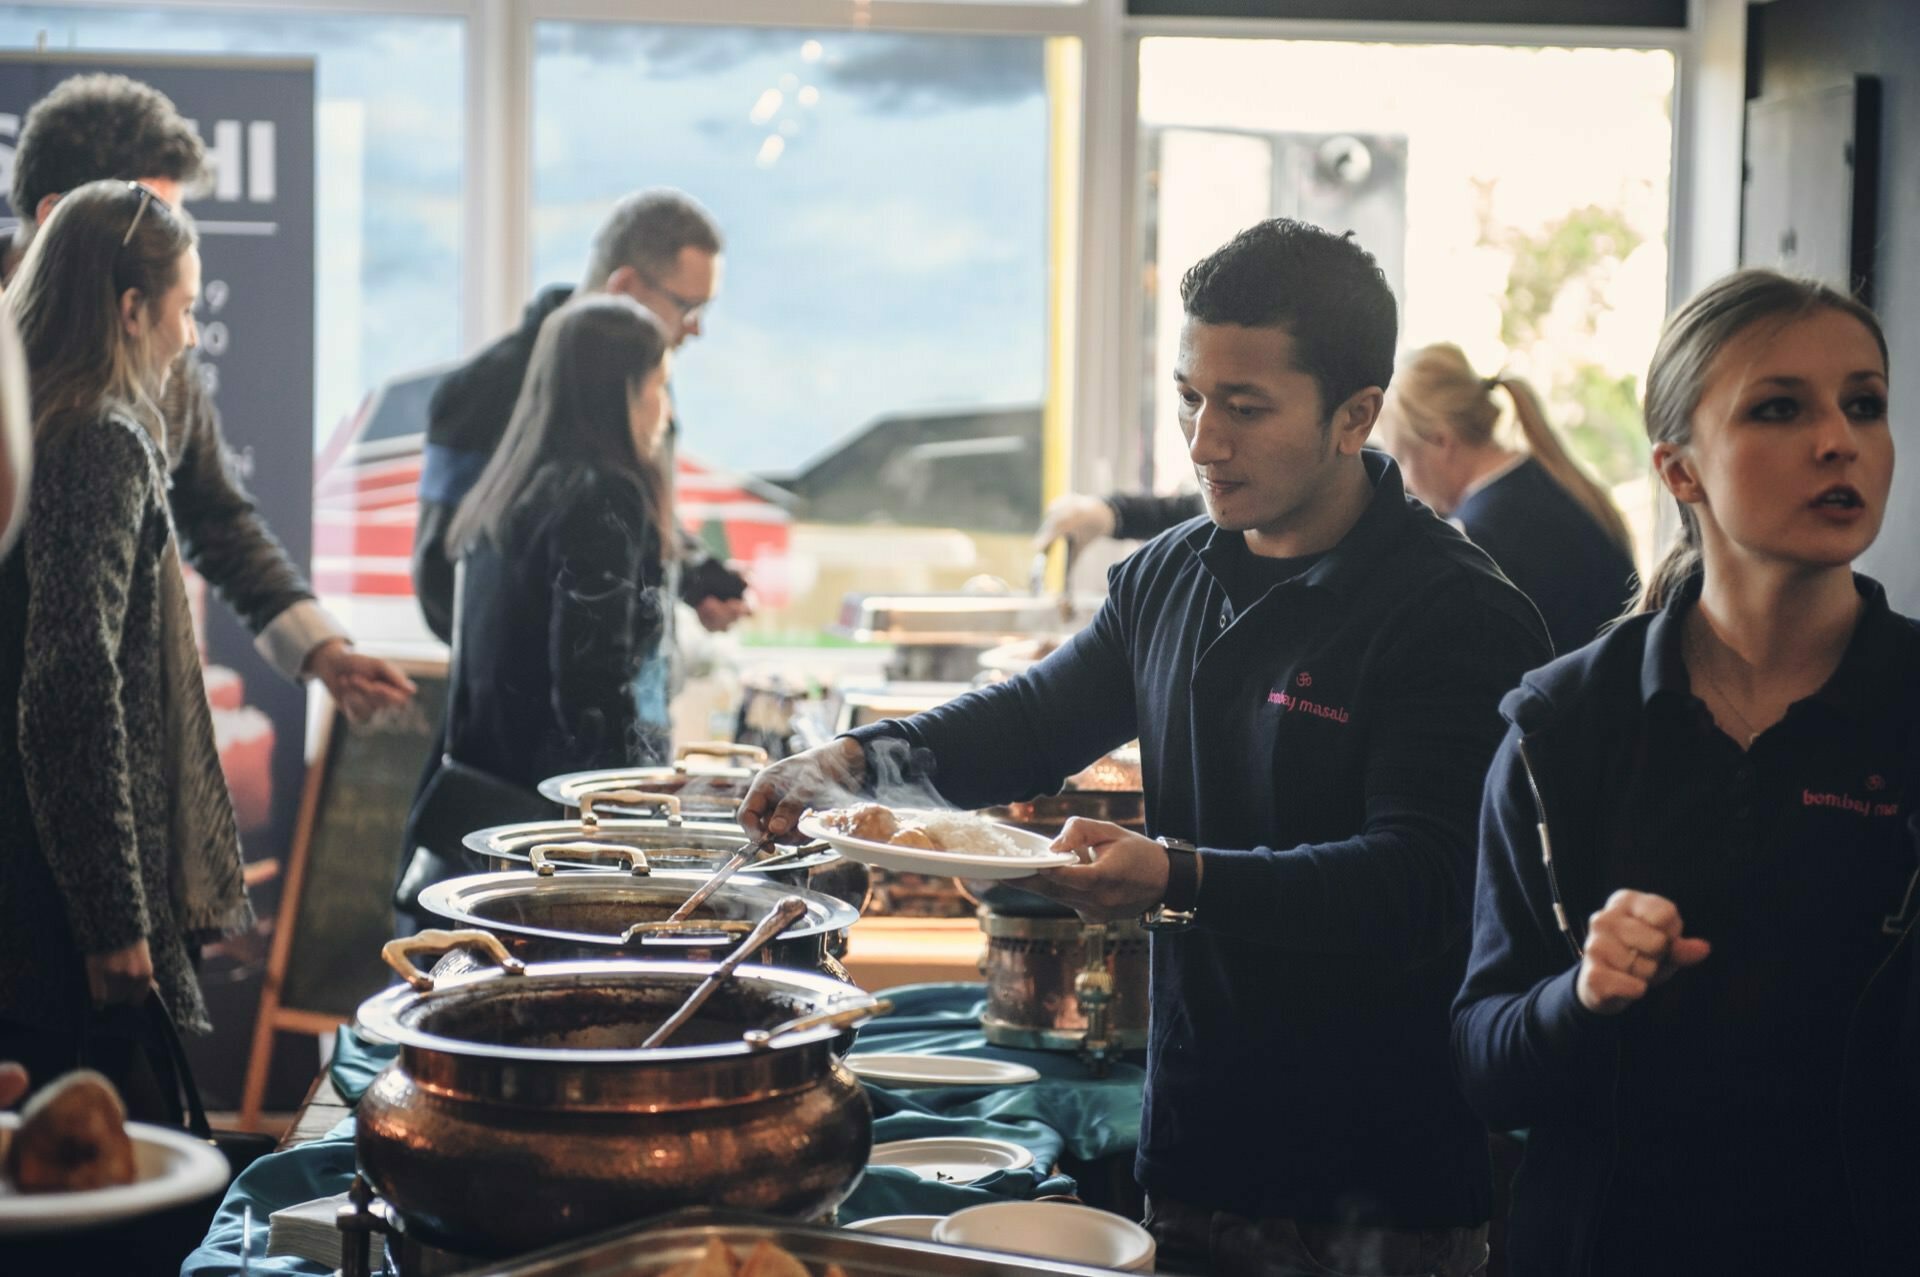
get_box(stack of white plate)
[868,1136,1035,1185]
[844,1214,944,1241]
[935,1200,1156,1272]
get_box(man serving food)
[743,219,1549,1277]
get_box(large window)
[1138,38,1676,563]
[0,6,465,446]
[534,22,1064,639]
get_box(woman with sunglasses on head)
[1453,269,1919,1276]
[0,181,247,1118]
[435,294,677,796]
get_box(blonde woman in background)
[1377,344,1638,654]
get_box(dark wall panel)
[1128,0,1685,25]
[1750,0,1920,612]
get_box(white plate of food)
[0,1106,229,1235]
[798,805,1078,880]
[868,1137,1036,1185]
[846,1054,1042,1089]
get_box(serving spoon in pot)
[663,838,768,925]
[641,894,809,1049]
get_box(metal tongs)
[641,895,808,1048]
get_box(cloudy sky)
[0,10,1051,475]
[530,24,1050,471]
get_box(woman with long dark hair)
[0,180,246,1116]
[441,293,677,789]
[1454,269,1918,1275]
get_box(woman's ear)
[119,287,146,342]
[1653,440,1703,506]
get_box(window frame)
[32,0,1738,507]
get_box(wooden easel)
[239,657,446,1129]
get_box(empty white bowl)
[935,1200,1155,1271]
[845,1214,944,1240]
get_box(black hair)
[447,295,673,557]
[11,74,206,225]
[1179,218,1398,416]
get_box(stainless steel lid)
[356,954,872,1067]
[461,818,842,877]
[538,767,757,813]
[416,870,858,949]
[538,742,767,811]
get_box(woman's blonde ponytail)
[1497,374,1635,558]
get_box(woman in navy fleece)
[1376,344,1639,654]
[1453,269,1920,1277]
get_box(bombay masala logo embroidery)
[1803,773,1900,817]
[1268,671,1350,723]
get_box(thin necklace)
[1687,621,1763,747]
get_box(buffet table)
[181,983,1145,1275]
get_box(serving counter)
[182,982,1146,1276]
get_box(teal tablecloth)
[182,982,1144,1276]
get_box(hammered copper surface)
[354,966,874,1259]
[979,913,1150,1049]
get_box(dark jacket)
[1451,458,1636,654]
[413,286,745,644]
[851,453,1549,1226]
[160,353,316,636]
[447,464,674,789]
[1452,575,1920,1276]
[1108,458,1636,655]
[0,413,219,1036]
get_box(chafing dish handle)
[676,741,770,769]
[579,789,683,827]
[529,840,651,877]
[743,997,894,1049]
[381,929,526,992]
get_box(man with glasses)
[410,188,750,643]
[4,73,417,723]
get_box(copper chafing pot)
[539,742,768,819]
[414,869,858,980]
[461,791,871,913]
[355,932,881,1260]
[977,910,1150,1073]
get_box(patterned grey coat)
[0,410,222,1036]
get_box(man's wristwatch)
[1143,836,1199,931]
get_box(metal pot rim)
[460,817,840,874]
[538,765,756,808]
[415,871,859,947]
[355,958,867,1064]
